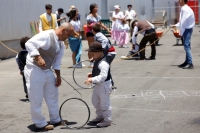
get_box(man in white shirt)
[172,0,195,69]
[39,4,58,32]
[125,4,137,37]
[24,22,74,131]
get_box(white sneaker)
[91,117,104,123]
[82,63,86,67]
[97,120,112,127]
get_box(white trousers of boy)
[24,65,61,128]
[92,80,112,121]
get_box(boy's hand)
[87,73,92,78]
[84,78,92,85]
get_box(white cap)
[114,5,120,9]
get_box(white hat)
[114,5,120,9]
[69,5,76,11]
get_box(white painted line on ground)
[57,104,200,114]
[160,90,165,99]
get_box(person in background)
[56,8,66,26]
[111,5,124,45]
[92,23,117,89]
[118,19,130,48]
[131,20,156,60]
[172,0,195,69]
[69,5,81,20]
[125,4,137,37]
[86,3,110,67]
[39,4,58,32]
[67,8,84,68]
[15,37,30,100]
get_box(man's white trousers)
[24,65,61,128]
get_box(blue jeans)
[182,29,193,64]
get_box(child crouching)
[84,41,112,127]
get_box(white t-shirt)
[125,10,136,20]
[112,11,124,31]
[70,20,81,32]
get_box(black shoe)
[178,62,187,68]
[112,86,117,90]
[149,56,156,60]
[182,64,194,69]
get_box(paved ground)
[1,27,200,133]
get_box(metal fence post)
[168,1,172,26]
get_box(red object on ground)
[156,31,163,38]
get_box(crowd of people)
[15,0,195,131]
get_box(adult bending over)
[24,22,74,131]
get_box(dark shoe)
[52,120,68,127]
[182,64,194,69]
[36,124,54,131]
[149,56,156,60]
[112,86,117,90]
[178,62,187,68]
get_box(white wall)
[0,0,181,42]
[0,0,102,41]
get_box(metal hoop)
[59,98,91,129]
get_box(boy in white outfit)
[85,41,112,127]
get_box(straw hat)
[69,5,76,11]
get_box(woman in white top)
[67,8,83,67]
[111,5,124,45]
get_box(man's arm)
[132,26,138,45]
[55,69,61,87]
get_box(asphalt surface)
[1,27,200,133]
